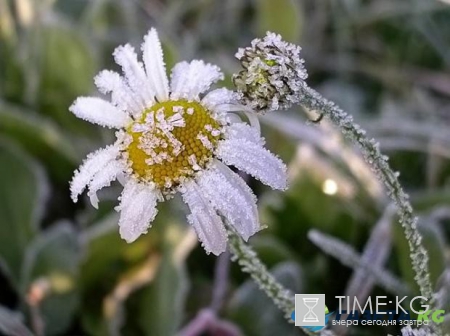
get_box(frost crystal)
[233,32,308,112]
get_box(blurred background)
[1,0,450,335]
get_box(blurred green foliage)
[0,0,450,335]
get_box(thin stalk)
[226,227,320,336]
[298,85,434,304]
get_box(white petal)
[225,122,264,146]
[116,180,159,243]
[88,160,124,209]
[142,28,169,102]
[70,145,119,202]
[70,97,131,128]
[216,139,287,190]
[197,161,259,241]
[113,44,154,106]
[181,181,227,255]
[244,111,261,136]
[201,88,238,109]
[170,60,224,100]
[94,70,145,117]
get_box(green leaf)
[78,213,151,336]
[21,222,81,336]
[36,25,97,134]
[135,220,195,336]
[0,102,79,181]
[78,208,172,336]
[256,0,303,42]
[227,261,303,336]
[0,140,48,283]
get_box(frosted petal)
[142,29,169,102]
[113,44,154,106]
[181,181,227,255]
[217,139,287,190]
[226,122,264,146]
[70,145,119,202]
[202,88,238,109]
[117,180,159,243]
[197,161,259,241]
[70,97,131,128]
[94,70,145,117]
[170,60,224,100]
[88,160,124,209]
[169,61,189,98]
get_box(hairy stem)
[298,85,433,303]
[226,227,320,336]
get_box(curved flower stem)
[226,227,319,336]
[297,86,434,304]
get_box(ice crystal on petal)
[202,88,240,110]
[197,161,259,240]
[217,138,287,190]
[117,180,159,243]
[69,97,131,129]
[225,122,264,146]
[113,44,154,106]
[88,160,124,208]
[70,145,119,202]
[170,60,224,100]
[182,181,227,255]
[94,70,145,117]
[142,28,169,102]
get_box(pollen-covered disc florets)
[121,100,223,193]
[233,32,308,113]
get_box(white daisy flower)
[69,28,287,255]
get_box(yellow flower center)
[125,100,222,191]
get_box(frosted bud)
[233,32,308,113]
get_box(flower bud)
[233,32,308,113]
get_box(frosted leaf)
[142,28,169,102]
[94,70,145,117]
[87,160,124,209]
[69,97,131,128]
[113,44,154,106]
[197,161,259,240]
[308,228,408,296]
[217,138,287,190]
[181,180,227,255]
[70,145,119,202]
[116,180,159,243]
[170,60,224,100]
